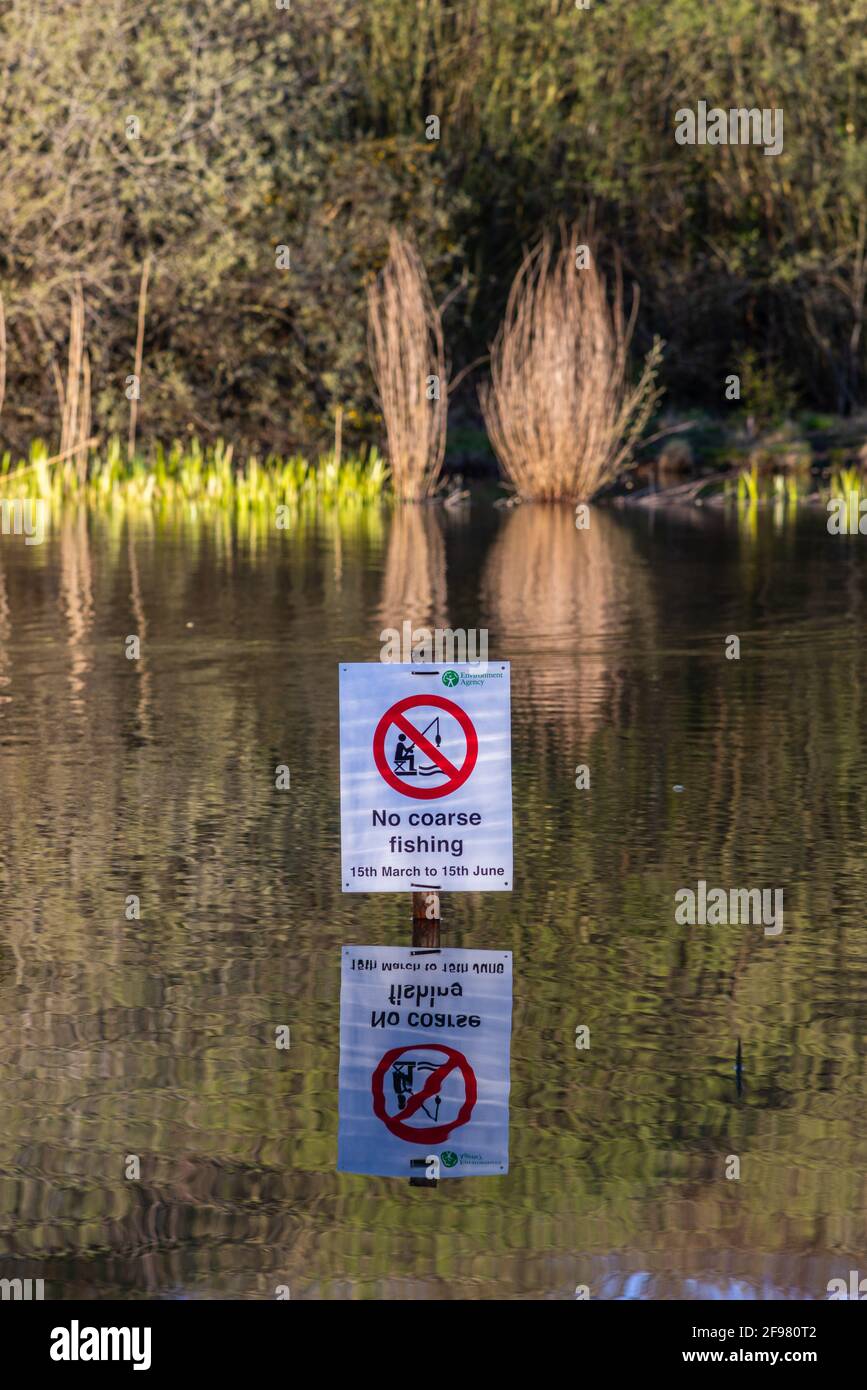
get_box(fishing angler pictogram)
[393,716,444,778]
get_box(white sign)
[339,662,512,891]
[337,945,512,1178]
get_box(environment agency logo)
[442,670,459,688]
[440,1150,458,1167]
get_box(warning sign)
[338,945,512,1178]
[339,663,512,891]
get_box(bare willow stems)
[0,292,6,425]
[78,349,91,485]
[59,277,86,459]
[480,228,664,501]
[51,279,94,483]
[334,404,343,469]
[367,231,446,501]
[128,256,151,462]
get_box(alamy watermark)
[0,498,45,545]
[50,1322,151,1370]
[675,102,783,157]
[827,1270,867,1299]
[827,494,867,534]
[0,1277,45,1299]
[380,622,488,668]
[675,880,783,936]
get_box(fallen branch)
[622,469,741,506]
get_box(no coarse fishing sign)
[338,945,512,1178]
[339,662,513,891]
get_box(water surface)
[1,500,865,1299]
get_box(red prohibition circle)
[371,1044,478,1144]
[372,694,478,800]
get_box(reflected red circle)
[371,1043,477,1143]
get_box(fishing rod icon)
[393,716,443,777]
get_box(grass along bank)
[0,438,390,509]
[6,417,867,517]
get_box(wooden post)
[412,890,440,947]
[409,889,441,1186]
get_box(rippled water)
[1,499,866,1299]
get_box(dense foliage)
[2,0,867,454]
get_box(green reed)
[829,465,862,502]
[736,460,760,505]
[729,463,809,505]
[0,437,391,509]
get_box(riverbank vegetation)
[6,2,867,505]
[481,228,663,501]
[367,232,447,500]
[0,438,389,509]
[3,2,867,471]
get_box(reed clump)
[367,230,447,501]
[0,438,389,510]
[728,462,810,505]
[480,228,663,502]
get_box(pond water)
[1,499,865,1299]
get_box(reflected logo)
[440,1150,458,1167]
